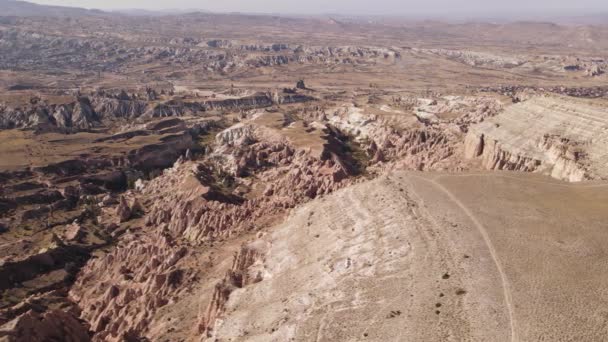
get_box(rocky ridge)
[67,117,363,340]
[414,48,527,68]
[0,90,314,131]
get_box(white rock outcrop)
[464,95,608,182]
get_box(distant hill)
[0,0,105,17]
[113,8,209,16]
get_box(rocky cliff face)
[0,97,99,131]
[0,92,150,131]
[324,97,501,173]
[464,131,588,180]
[464,132,544,172]
[198,245,264,337]
[0,90,314,131]
[414,48,527,68]
[91,98,149,120]
[464,96,607,182]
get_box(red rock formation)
[116,195,142,223]
[198,245,263,336]
[0,309,90,342]
[64,222,85,242]
[69,232,191,341]
[69,123,357,340]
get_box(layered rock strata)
[464,95,608,181]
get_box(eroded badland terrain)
[1,1,608,341]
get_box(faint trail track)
[399,176,472,341]
[411,174,519,342]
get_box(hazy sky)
[28,0,608,15]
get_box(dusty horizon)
[23,0,608,17]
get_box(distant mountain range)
[0,0,107,16]
[0,0,213,17]
[1,0,607,25]
[113,8,209,16]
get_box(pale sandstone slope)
[464,96,608,182]
[205,172,608,342]
[208,173,510,341]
